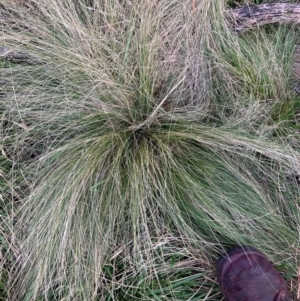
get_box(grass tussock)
[1,0,300,300]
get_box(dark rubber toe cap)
[217,246,290,301]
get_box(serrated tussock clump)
[1,0,300,300]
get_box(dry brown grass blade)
[297,266,300,299]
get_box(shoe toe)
[217,246,290,301]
